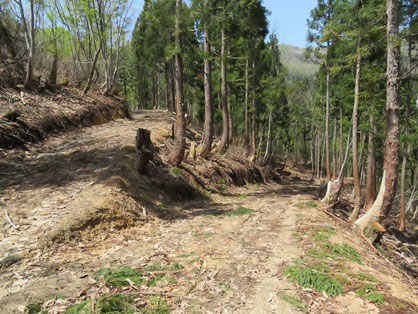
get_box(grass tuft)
[219,206,253,216]
[171,167,183,176]
[322,243,362,264]
[63,301,90,314]
[355,283,384,305]
[278,293,308,312]
[94,266,145,287]
[96,294,137,313]
[284,265,343,297]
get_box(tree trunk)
[244,58,249,146]
[250,58,257,162]
[136,128,155,174]
[170,57,176,112]
[332,116,337,179]
[260,108,273,166]
[349,37,362,222]
[199,17,214,159]
[325,64,331,181]
[364,115,377,211]
[400,35,412,231]
[23,0,35,90]
[218,27,229,153]
[355,0,400,230]
[165,63,170,111]
[48,53,58,85]
[83,44,102,95]
[380,0,400,221]
[339,102,344,172]
[170,0,186,165]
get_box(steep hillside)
[279,44,320,78]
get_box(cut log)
[135,128,155,174]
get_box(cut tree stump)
[136,128,155,174]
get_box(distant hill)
[279,44,320,79]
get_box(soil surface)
[0,110,416,313]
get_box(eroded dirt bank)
[0,110,416,313]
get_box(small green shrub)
[217,178,225,184]
[94,267,145,287]
[322,243,362,264]
[171,167,183,176]
[0,188,5,196]
[278,293,308,312]
[284,266,343,297]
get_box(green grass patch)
[171,167,183,176]
[305,201,318,207]
[315,227,336,235]
[217,206,254,216]
[355,283,384,305]
[284,265,343,297]
[143,295,172,313]
[322,243,362,264]
[217,184,227,191]
[0,188,5,196]
[145,261,183,271]
[63,301,90,314]
[306,249,338,261]
[25,304,45,314]
[217,179,225,184]
[312,232,330,242]
[277,293,308,312]
[193,233,213,238]
[293,202,306,209]
[94,266,145,287]
[177,253,195,258]
[96,294,137,313]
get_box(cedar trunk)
[218,27,229,153]
[250,58,257,162]
[325,65,331,181]
[364,115,377,211]
[380,0,400,220]
[349,37,362,222]
[354,0,400,231]
[399,39,412,230]
[199,20,214,159]
[170,0,186,165]
[244,59,249,146]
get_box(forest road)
[0,110,317,313]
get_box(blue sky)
[131,0,317,48]
[264,0,317,47]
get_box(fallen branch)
[4,208,18,229]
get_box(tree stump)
[136,128,155,174]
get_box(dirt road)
[0,111,416,313]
